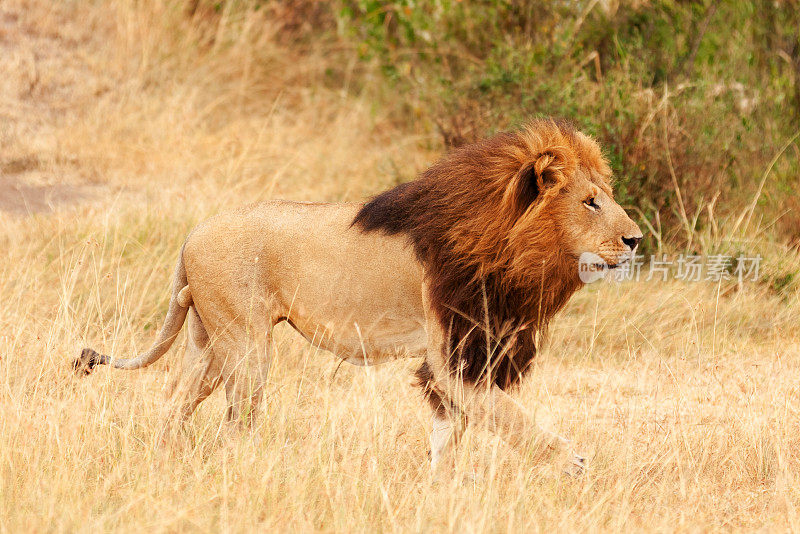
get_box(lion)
[75,118,642,475]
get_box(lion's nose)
[621,235,642,250]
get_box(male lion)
[76,119,642,475]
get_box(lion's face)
[551,168,642,271]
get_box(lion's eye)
[583,197,600,211]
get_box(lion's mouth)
[592,257,630,270]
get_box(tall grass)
[1,0,799,531]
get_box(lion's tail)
[74,245,192,376]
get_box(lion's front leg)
[421,316,585,476]
[466,384,585,475]
[429,412,455,472]
[416,361,466,476]
[456,380,585,475]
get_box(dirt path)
[0,3,106,215]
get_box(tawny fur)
[75,118,642,475]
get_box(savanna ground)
[1,1,800,532]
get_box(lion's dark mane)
[352,120,608,407]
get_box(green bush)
[337,1,800,251]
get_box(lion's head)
[501,126,643,280]
[354,118,642,388]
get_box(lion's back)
[182,200,425,340]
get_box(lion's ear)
[512,150,567,208]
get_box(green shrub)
[337,1,800,251]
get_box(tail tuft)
[73,348,109,377]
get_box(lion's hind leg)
[160,306,223,437]
[221,325,273,428]
[203,312,275,429]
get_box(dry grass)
[2,1,800,531]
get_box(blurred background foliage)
[190,0,800,257]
